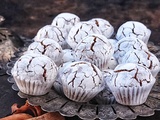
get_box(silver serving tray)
[6,41,160,120]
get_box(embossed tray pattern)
[6,41,160,120]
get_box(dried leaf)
[12,100,45,116]
[11,103,19,113]
[0,113,33,120]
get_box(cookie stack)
[11,13,160,105]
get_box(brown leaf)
[0,113,33,120]
[11,103,19,113]
[12,100,45,116]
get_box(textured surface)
[0,0,160,119]
[17,73,160,120]
[0,0,160,44]
[5,41,160,119]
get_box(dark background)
[0,0,160,44]
[0,0,160,119]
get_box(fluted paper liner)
[63,85,103,102]
[110,82,155,106]
[14,76,53,96]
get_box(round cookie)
[60,61,105,102]
[11,53,58,95]
[106,63,156,105]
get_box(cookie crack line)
[114,69,134,73]
[42,64,47,82]
[68,71,78,87]
[90,36,97,52]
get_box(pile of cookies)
[11,13,160,106]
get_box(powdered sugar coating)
[121,49,160,77]
[61,49,75,63]
[103,69,114,82]
[89,18,114,38]
[74,34,114,70]
[116,21,151,44]
[27,38,63,66]
[61,61,105,102]
[66,21,102,49]
[34,25,69,49]
[108,39,118,50]
[95,68,115,104]
[51,12,80,33]
[11,53,58,95]
[53,62,72,95]
[106,56,118,69]
[114,37,148,63]
[106,63,156,105]
[108,63,155,87]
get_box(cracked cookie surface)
[61,61,104,102]
[11,53,58,95]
